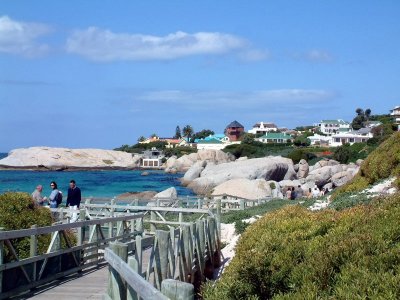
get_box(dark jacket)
[67,187,81,207]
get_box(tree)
[182,125,194,138]
[150,133,158,138]
[352,108,372,130]
[190,129,215,142]
[365,108,371,120]
[293,135,311,147]
[241,133,256,144]
[355,108,364,116]
[174,126,182,139]
[137,136,146,142]
[333,144,352,163]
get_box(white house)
[390,105,400,131]
[329,128,373,147]
[308,134,331,146]
[316,119,351,136]
[255,132,292,144]
[248,122,278,135]
[141,147,164,168]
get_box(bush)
[0,192,53,261]
[333,132,400,198]
[202,193,400,299]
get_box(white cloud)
[239,49,270,62]
[66,27,253,61]
[136,89,336,108]
[306,50,333,62]
[0,15,52,56]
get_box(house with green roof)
[315,119,351,136]
[256,132,293,144]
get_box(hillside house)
[256,132,293,144]
[316,119,351,136]
[330,128,373,147]
[225,120,244,141]
[390,105,400,131]
[141,147,165,168]
[248,122,278,135]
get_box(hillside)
[202,193,400,299]
[332,131,400,198]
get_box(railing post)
[127,256,139,300]
[108,242,128,300]
[161,279,194,300]
[77,209,86,246]
[150,211,156,233]
[197,197,202,209]
[109,199,116,238]
[216,199,221,238]
[178,212,183,224]
[240,199,245,210]
[30,225,38,282]
[156,198,160,207]
[0,227,4,294]
[135,216,143,233]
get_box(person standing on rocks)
[296,185,304,199]
[66,179,81,222]
[290,187,297,200]
[32,185,47,205]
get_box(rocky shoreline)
[0,147,361,198]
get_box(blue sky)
[0,1,399,151]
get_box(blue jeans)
[50,201,58,208]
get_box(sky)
[0,1,399,152]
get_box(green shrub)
[0,192,53,261]
[333,132,400,198]
[202,193,400,299]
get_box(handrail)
[104,248,168,300]
[0,213,144,240]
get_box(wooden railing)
[104,216,221,299]
[0,201,222,299]
[0,213,144,299]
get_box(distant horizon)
[1,1,399,152]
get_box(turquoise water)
[0,154,193,198]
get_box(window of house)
[349,138,354,143]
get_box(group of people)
[32,180,82,221]
[285,185,329,200]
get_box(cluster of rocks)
[171,151,362,199]
[0,147,141,170]
[164,149,234,174]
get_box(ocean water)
[0,153,193,198]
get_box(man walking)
[66,180,81,222]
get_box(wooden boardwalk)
[17,265,108,300]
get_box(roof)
[253,122,277,128]
[259,132,292,139]
[197,138,223,144]
[338,128,350,132]
[321,119,350,125]
[226,120,244,129]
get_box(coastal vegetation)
[0,192,77,262]
[202,192,400,299]
[0,192,53,261]
[332,131,400,198]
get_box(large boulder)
[182,161,207,185]
[153,187,177,199]
[165,150,233,173]
[306,165,343,187]
[0,147,139,170]
[297,159,309,179]
[188,156,296,195]
[313,159,340,170]
[331,170,358,187]
[212,178,272,200]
